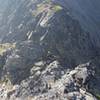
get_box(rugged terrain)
[0,0,100,100]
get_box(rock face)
[0,61,97,100]
[0,0,100,100]
[2,0,96,67]
[0,0,97,83]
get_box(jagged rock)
[27,62,96,100]
[0,62,96,100]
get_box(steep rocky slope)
[0,0,100,100]
[0,0,96,66]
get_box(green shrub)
[96,94,100,100]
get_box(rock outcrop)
[0,61,97,100]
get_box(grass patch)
[32,0,62,16]
[52,5,62,12]
[0,43,15,56]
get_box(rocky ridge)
[0,61,97,100]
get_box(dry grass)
[32,0,62,16]
[0,43,15,56]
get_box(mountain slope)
[0,0,100,100]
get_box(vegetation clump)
[0,43,15,56]
[32,0,62,16]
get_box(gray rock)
[3,62,96,100]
